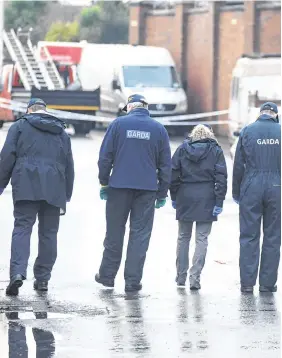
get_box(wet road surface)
[0,128,281,357]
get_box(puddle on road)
[0,312,57,358]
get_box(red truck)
[0,36,100,135]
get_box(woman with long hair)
[170,124,227,289]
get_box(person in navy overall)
[233,102,281,293]
[95,94,171,292]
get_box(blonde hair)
[189,124,217,142]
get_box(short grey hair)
[260,109,277,118]
[29,104,46,112]
[128,101,149,111]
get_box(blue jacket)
[232,114,281,201]
[0,112,74,213]
[98,108,171,199]
[170,138,227,222]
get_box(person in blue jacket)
[0,98,74,296]
[170,124,227,289]
[233,102,281,293]
[95,94,171,292]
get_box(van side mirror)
[112,79,121,91]
[233,131,240,137]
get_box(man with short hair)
[0,98,74,295]
[96,94,171,292]
[233,102,281,293]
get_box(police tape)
[0,97,229,126]
[0,98,113,123]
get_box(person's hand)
[213,206,223,216]
[155,198,166,209]
[171,201,176,209]
[67,198,70,203]
[0,188,4,196]
[233,198,239,204]
[100,186,108,200]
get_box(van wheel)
[73,123,93,136]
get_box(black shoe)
[95,273,114,288]
[259,285,277,293]
[34,280,48,292]
[190,283,201,291]
[176,280,186,287]
[6,275,23,296]
[125,283,142,293]
[241,286,254,293]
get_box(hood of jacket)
[24,112,65,134]
[183,138,217,162]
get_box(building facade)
[129,1,281,132]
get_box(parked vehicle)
[1,38,188,133]
[228,54,281,152]
[77,44,188,118]
[0,33,99,135]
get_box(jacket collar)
[257,114,279,123]
[129,108,150,116]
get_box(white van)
[228,54,281,150]
[77,44,188,118]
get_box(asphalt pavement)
[0,127,281,358]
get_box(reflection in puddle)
[176,289,209,353]
[4,312,56,358]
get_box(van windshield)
[123,66,180,88]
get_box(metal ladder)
[3,29,41,90]
[37,45,64,90]
[3,29,64,90]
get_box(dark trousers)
[10,200,60,281]
[99,188,156,286]
[239,182,281,288]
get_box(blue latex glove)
[100,186,108,200]
[213,206,223,216]
[155,198,166,209]
[0,188,4,196]
[67,198,70,203]
[171,201,176,209]
[233,198,239,204]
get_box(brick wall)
[129,6,141,45]
[144,5,184,72]
[185,11,213,114]
[217,11,245,111]
[145,15,175,49]
[129,1,281,134]
[259,9,281,53]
